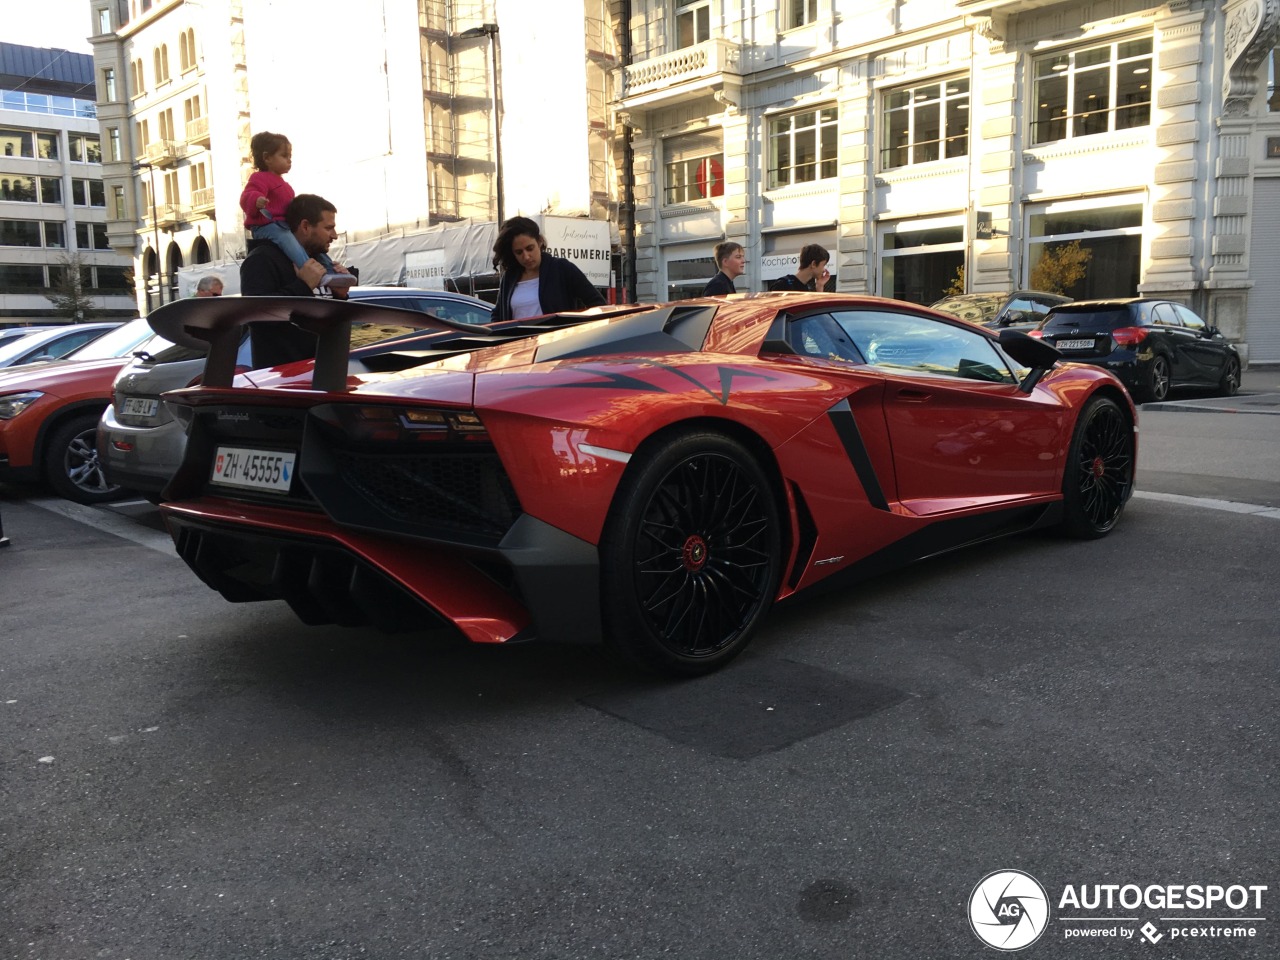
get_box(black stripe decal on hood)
[827,399,889,511]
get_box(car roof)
[1048,298,1148,310]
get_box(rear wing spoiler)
[146,296,491,392]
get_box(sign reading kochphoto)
[540,216,611,287]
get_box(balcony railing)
[191,187,215,211]
[621,38,741,105]
[144,139,184,166]
[152,203,186,227]
[186,115,209,145]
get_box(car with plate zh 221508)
[1032,298,1241,403]
[99,287,494,500]
[147,292,1137,676]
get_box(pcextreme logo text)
[969,871,1268,950]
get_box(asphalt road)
[1,387,1278,960]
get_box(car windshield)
[64,319,160,360]
[1040,309,1131,332]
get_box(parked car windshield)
[65,319,164,360]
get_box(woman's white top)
[510,277,542,320]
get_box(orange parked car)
[0,319,165,503]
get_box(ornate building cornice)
[1222,0,1280,117]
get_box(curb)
[1141,392,1280,415]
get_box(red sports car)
[149,293,1136,675]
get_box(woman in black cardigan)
[491,216,605,321]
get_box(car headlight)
[0,391,44,420]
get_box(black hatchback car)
[1034,298,1241,403]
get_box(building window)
[0,220,43,247]
[68,134,100,163]
[96,266,132,292]
[0,265,46,290]
[75,222,112,250]
[135,118,149,152]
[675,0,710,48]
[1026,197,1143,298]
[179,28,195,71]
[767,105,837,189]
[163,170,179,205]
[71,179,106,207]
[39,177,62,203]
[108,127,121,162]
[189,162,207,192]
[0,176,37,201]
[1,128,34,157]
[1032,37,1152,145]
[663,132,724,205]
[666,251,719,300]
[879,218,965,305]
[131,58,145,96]
[158,108,175,142]
[102,67,117,102]
[44,220,66,247]
[882,78,968,169]
[112,184,126,219]
[36,132,59,160]
[153,45,170,85]
[785,0,818,29]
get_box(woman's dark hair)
[249,131,290,172]
[493,216,546,274]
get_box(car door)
[1149,302,1200,385]
[1170,303,1230,384]
[827,307,1065,511]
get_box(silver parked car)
[98,288,494,500]
[0,322,123,368]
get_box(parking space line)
[25,497,176,555]
[1133,490,1280,520]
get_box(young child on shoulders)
[240,131,348,284]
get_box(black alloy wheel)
[600,431,782,676]
[44,412,128,505]
[1143,355,1171,403]
[1060,396,1133,539]
[1218,356,1241,397]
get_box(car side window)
[1151,303,1178,326]
[788,313,864,364]
[830,309,1017,384]
[43,331,96,358]
[425,300,492,325]
[1171,304,1205,331]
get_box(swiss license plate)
[210,445,296,493]
[1056,338,1095,350]
[122,396,159,417]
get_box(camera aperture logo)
[970,870,1050,951]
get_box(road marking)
[1133,490,1280,520]
[25,496,176,555]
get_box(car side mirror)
[1000,310,1030,327]
[1203,325,1220,338]
[999,329,1062,394]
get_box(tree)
[943,265,965,297]
[1029,240,1092,295]
[44,252,98,322]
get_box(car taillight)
[1027,329,1044,339]
[1110,326,1150,346]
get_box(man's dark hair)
[714,241,744,268]
[492,215,546,274]
[285,194,336,232]
[799,243,829,269]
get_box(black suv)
[1035,298,1241,403]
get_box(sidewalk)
[1141,364,1280,415]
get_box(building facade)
[616,0,1280,363]
[88,0,619,303]
[0,42,135,324]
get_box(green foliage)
[943,265,966,297]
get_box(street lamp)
[132,160,163,307]
[458,22,504,226]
